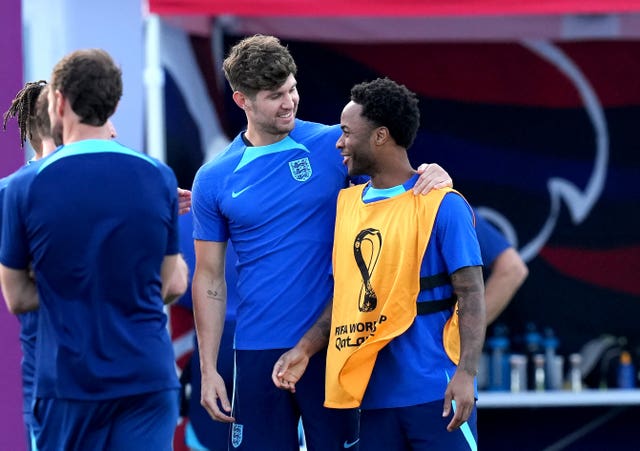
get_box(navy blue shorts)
[359,399,478,451]
[231,348,359,451]
[33,389,179,451]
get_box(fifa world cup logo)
[353,228,382,312]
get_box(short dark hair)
[223,35,297,97]
[50,48,122,126]
[350,78,420,149]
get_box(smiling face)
[242,74,299,143]
[337,101,378,178]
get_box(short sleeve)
[0,171,31,269]
[191,163,229,242]
[434,192,483,274]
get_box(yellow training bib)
[325,185,457,408]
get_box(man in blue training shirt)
[0,48,187,451]
[191,35,452,450]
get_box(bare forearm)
[0,266,38,314]
[295,300,332,357]
[485,249,529,324]
[192,271,227,374]
[162,254,189,305]
[452,266,486,375]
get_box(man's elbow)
[3,292,37,314]
[162,256,189,305]
[495,248,529,288]
[4,296,19,314]
[512,256,529,287]
[0,270,38,314]
[6,302,36,315]
[163,277,188,305]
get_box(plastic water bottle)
[533,354,546,391]
[569,353,583,392]
[617,351,636,389]
[524,323,542,390]
[487,325,510,391]
[509,354,527,392]
[477,352,490,390]
[543,328,561,390]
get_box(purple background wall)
[0,0,28,449]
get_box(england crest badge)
[231,423,243,448]
[288,157,312,181]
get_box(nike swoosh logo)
[231,185,252,198]
[343,438,360,449]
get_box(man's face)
[244,74,299,139]
[48,87,63,147]
[337,101,377,177]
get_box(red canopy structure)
[145,0,640,43]
[148,0,640,17]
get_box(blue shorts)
[33,389,179,451]
[360,399,478,451]
[231,348,359,451]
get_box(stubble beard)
[263,118,295,140]
[52,120,64,147]
[350,154,377,179]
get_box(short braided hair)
[2,80,48,148]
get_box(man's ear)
[232,91,249,111]
[375,126,389,146]
[55,90,65,117]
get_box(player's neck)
[40,138,57,158]
[244,128,289,147]
[63,122,112,145]
[369,156,415,189]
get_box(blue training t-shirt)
[192,119,350,350]
[0,139,181,401]
[359,175,483,409]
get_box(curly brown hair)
[223,35,297,98]
[50,48,122,126]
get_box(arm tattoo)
[206,289,224,302]
[317,314,331,341]
[451,266,486,373]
